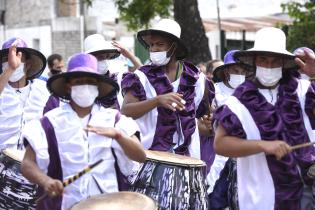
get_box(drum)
[131,150,208,210]
[70,191,157,210]
[0,148,37,209]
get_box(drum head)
[70,192,156,210]
[2,148,25,162]
[145,150,205,167]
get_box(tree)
[281,1,315,51]
[84,0,212,64]
[115,0,173,31]
[174,0,211,64]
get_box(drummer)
[121,18,215,158]
[208,50,250,210]
[0,38,46,150]
[44,34,142,113]
[214,27,315,210]
[21,53,146,210]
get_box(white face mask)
[2,62,26,82]
[149,43,175,66]
[97,60,109,74]
[256,66,282,87]
[150,51,171,66]
[228,74,245,89]
[71,85,99,108]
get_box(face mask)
[97,60,109,74]
[228,74,245,89]
[149,44,175,66]
[3,62,26,82]
[71,85,99,108]
[150,51,171,66]
[256,66,282,87]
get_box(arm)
[214,124,291,160]
[112,41,142,71]
[115,134,146,163]
[21,145,63,197]
[85,126,146,162]
[121,91,186,119]
[0,44,22,94]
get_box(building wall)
[5,26,52,58]
[5,0,52,29]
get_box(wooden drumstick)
[291,141,315,150]
[36,159,104,203]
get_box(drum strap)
[37,116,63,210]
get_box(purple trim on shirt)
[215,77,315,210]
[305,82,315,129]
[138,62,200,155]
[234,79,305,210]
[196,79,215,118]
[200,135,215,174]
[121,72,147,101]
[43,95,60,114]
[37,117,63,210]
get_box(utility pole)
[216,0,222,59]
[79,0,85,51]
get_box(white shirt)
[258,86,279,106]
[214,81,235,107]
[0,80,50,150]
[0,83,31,149]
[24,78,51,122]
[22,103,139,210]
[132,69,205,159]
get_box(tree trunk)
[174,0,212,64]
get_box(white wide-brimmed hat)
[137,19,188,59]
[234,27,297,70]
[84,34,120,59]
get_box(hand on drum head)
[43,178,64,197]
[259,140,292,160]
[157,92,186,112]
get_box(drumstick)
[36,159,104,203]
[291,141,315,150]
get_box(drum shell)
[131,158,208,210]
[70,191,157,210]
[0,150,37,210]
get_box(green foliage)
[281,1,315,51]
[286,21,315,51]
[114,0,173,31]
[281,1,315,22]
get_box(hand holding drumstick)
[261,140,315,160]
